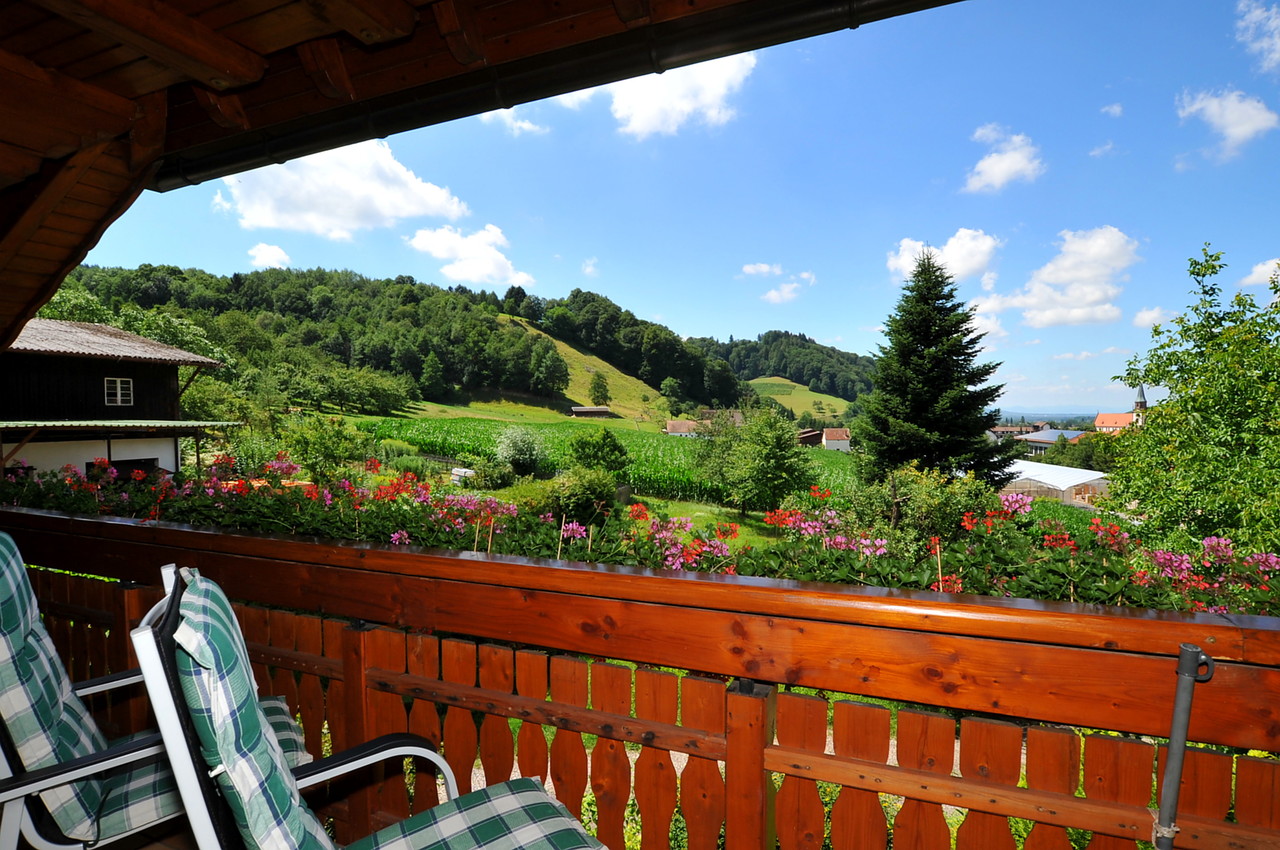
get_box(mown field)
[362,416,861,504]
[748,376,849,419]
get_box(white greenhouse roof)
[1007,459,1107,492]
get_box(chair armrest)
[0,733,165,804]
[292,732,459,800]
[73,668,145,698]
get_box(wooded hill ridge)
[51,265,875,416]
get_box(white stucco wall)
[5,438,177,474]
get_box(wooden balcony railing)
[4,506,1280,849]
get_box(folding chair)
[0,531,182,850]
[0,532,311,850]
[131,565,604,850]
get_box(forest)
[54,265,878,420]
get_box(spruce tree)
[853,252,1018,486]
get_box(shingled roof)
[9,319,220,368]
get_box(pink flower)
[390,530,410,545]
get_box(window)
[105,377,134,406]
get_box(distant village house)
[1094,385,1148,433]
[1012,429,1087,457]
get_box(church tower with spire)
[1133,384,1147,427]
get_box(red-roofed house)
[822,428,851,452]
[1094,412,1134,433]
[1094,385,1149,433]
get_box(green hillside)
[504,317,665,427]
[749,376,848,420]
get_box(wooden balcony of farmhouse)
[5,505,1280,850]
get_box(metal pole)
[1154,642,1214,849]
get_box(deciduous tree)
[1109,247,1280,550]
[589,372,611,406]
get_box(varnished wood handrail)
[6,506,1280,752]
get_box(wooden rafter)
[0,48,138,158]
[129,91,168,172]
[304,0,417,45]
[192,87,251,130]
[612,0,650,26]
[0,142,110,276]
[298,38,356,101]
[28,0,267,90]
[431,0,485,66]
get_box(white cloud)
[962,124,1045,192]
[406,224,534,287]
[973,225,1139,328]
[562,54,757,139]
[1176,89,1279,160]
[798,271,816,285]
[980,271,998,291]
[220,140,468,240]
[555,89,594,110]
[761,282,800,304]
[1133,306,1172,327]
[248,243,290,268]
[970,312,1007,342]
[480,107,548,136]
[886,227,1002,281]
[743,263,782,276]
[1050,347,1129,361]
[1241,257,1280,285]
[1089,141,1116,157]
[211,189,232,213]
[1101,103,1123,118]
[1237,0,1280,72]
[582,257,599,277]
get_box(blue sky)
[87,0,1280,412]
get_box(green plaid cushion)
[0,532,107,841]
[95,730,183,839]
[345,778,603,850]
[173,568,335,850]
[260,695,313,769]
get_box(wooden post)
[118,582,153,735]
[342,623,375,837]
[725,679,776,850]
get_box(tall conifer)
[854,252,1018,485]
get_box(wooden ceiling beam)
[304,0,417,46]
[0,144,44,188]
[27,0,267,90]
[612,0,650,26]
[298,38,356,101]
[0,48,138,158]
[431,0,485,66]
[0,142,110,277]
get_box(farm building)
[663,420,700,437]
[0,320,234,475]
[822,428,851,452]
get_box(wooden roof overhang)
[0,0,965,349]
